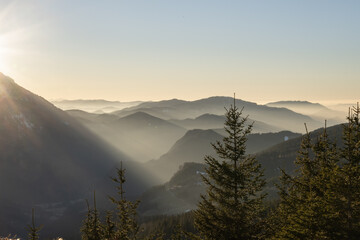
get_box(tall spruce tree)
[27,208,42,240]
[194,96,266,240]
[272,124,341,239]
[270,129,313,239]
[81,191,103,240]
[337,103,360,239]
[109,162,140,240]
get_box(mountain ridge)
[67,109,187,162]
[0,73,154,238]
[114,96,321,133]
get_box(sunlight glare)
[0,36,10,75]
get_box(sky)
[0,0,359,103]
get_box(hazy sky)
[0,0,359,103]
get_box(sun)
[0,1,30,76]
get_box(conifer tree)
[194,96,266,240]
[81,191,103,240]
[102,211,116,240]
[27,208,42,240]
[336,103,360,239]
[170,224,193,240]
[272,124,341,239]
[80,200,94,239]
[109,162,140,240]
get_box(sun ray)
[0,1,40,76]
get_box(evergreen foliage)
[102,211,116,239]
[81,163,140,240]
[139,212,196,240]
[271,124,341,239]
[336,103,360,239]
[272,103,360,240]
[81,192,103,240]
[194,96,266,240]
[109,162,140,240]
[27,208,42,240]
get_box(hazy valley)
[0,72,356,239]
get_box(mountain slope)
[67,110,187,162]
[170,113,281,133]
[145,129,300,183]
[145,129,222,183]
[256,123,343,181]
[247,131,301,153]
[0,73,153,239]
[139,162,206,216]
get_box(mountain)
[66,109,119,124]
[266,101,328,114]
[52,99,141,113]
[170,113,281,133]
[266,100,345,126]
[169,114,226,130]
[67,110,187,162]
[145,129,221,183]
[0,73,153,239]
[115,97,321,133]
[139,162,206,216]
[131,98,186,109]
[246,131,301,154]
[145,129,300,183]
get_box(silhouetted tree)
[271,124,341,239]
[27,208,42,240]
[336,104,360,239]
[109,162,140,240]
[194,96,266,240]
[81,191,102,240]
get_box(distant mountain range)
[266,100,345,126]
[113,97,322,133]
[266,101,328,113]
[54,98,350,134]
[52,99,141,113]
[67,108,288,163]
[0,73,154,239]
